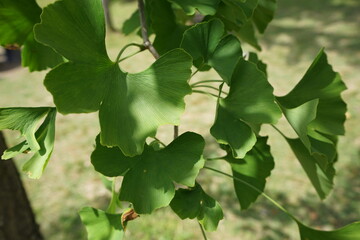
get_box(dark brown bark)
[0,132,43,240]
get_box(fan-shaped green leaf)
[253,0,277,33]
[168,0,220,15]
[226,136,274,209]
[0,108,49,151]
[276,49,346,198]
[0,108,56,179]
[0,0,63,71]
[297,221,360,240]
[181,19,242,83]
[35,0,192,156]
[220,58,281,124]
[285,138,334,199]
[91,132,205,214]
[170,183,223,231]
[150,0,187,54]
[210,105,256,159]
[79,207,124,240]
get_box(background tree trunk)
[103,0,116,32]
[0,132,43,240]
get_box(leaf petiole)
[190,80,224,87]
[198,221,208,240]
[115,43,145,63]
[192,90,219,98]
[203,166,295,220]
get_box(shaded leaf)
[79,207,124,240]
[169,0,220,15]
[91,132,205,214]
[297,221,360,240]
[226,136,274,209]
[170,183,223,231]
[150,0,187,54]
[210,105,256,159]
[0,108,56,179]
[0,0,63,71]
[35,0,192,156]
[122,10,140,35]
[253,0,277,33]
[181,19,242,83]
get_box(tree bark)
[103,0,116,32]
[0,132,43,240]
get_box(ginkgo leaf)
[297,221,360,240]
[0,0,63,71]
[220,58,281,124]
[253,0,277,33]
[91,132,205,214]
[226,136,274,209]
[276,49,346,199]
[168,0,220,15]
[35,0,193,156]
[0,108,49,151]
[0,108,56,179]
[170,183,224,231]
[150,0,188,55]
[181,19,242,83]
[210,105,256,159]
[215,0,277,50]
[79,207,124,240]
[285,138,334,199]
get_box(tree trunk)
[0,132,43,240]
[103,0,116,32]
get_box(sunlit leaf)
[0,108,49,151]
[91,132,205,214]
[79,207,124,240]
[220,58,281,124]
[226,136,274,209]
[276,49,347,198]
[170,183,223,231]
[168,0,220,15]
[0,108,56,179]
[0,0,63,71]
[35,0,192,156]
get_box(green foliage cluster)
[0,0,359,239]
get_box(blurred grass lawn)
[0,0,359,239]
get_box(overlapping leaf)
[170,183,223,231]
[225,136,274,209]
[0,107,56,178]
[91,132,205,214]
[211,58,280,158]
[149,0,188,55]
[215,0,277,50]
[168,0,220,15]
[181,19,242,83]
[34,0,193,156]
[0,0,63,71]
[276,49,347,199]
[79,207,124,240]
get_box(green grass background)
[0,0,359,239]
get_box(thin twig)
[198,221,208,240]
[190,80,223,87]
[137,0,159,59]
[137,0,179,139]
